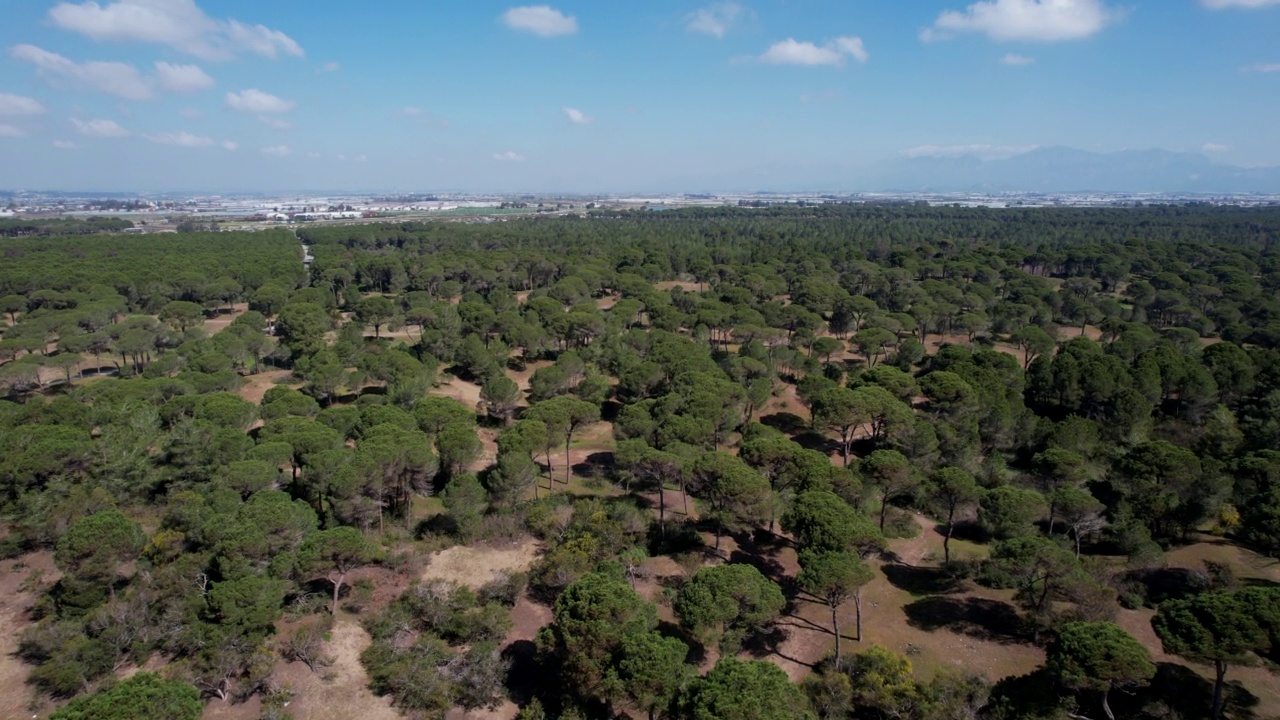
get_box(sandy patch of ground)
[235,369,296,405]
[432,377,484,411]
[275,619,403,720]
[0,552,58,720]
[421,540,541,590]
[654,280,702,293]
[201,303,250,336]
[595,294,620,311]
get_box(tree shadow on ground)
[881,563,964,596]
[902,595,1028,644]
[502,639,538,705]
[759,412,809,436]
[1117,567,1211,606]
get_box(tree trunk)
[331,574,344,615]
[831,603,843,667]
[658,482,666,529]
[1101,685,1116,720]
[944,506,956,565]
[1212,659,1226,720]
[564,433,573,485]
[879,492,890,531]
[854,591,863,642]
[1074,529,1082,559]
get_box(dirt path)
[278,619,403,720]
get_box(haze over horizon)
[1,0,1279,193]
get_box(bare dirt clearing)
[277,619,404,720]
[421,539,541,590]
[0,552,58,720]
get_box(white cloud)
[71,117,130,137]
[53,139,77,149]
[154,61,214,92]
[0,124,25,137]
[11,44,153,100]
[320,61,340,72]
[1242,62,1280,72]
[760,37,868,66]
[921,0,1118,43]
[501,6,577,37]
[354,154,368,162]
[904,143,1037,159]
[225,88,294,114]
[1202,142,1231,152]
[307,151,322,158]
[221,139,238,150]
[0,93,46,115]
[1002,53,1036,65]
[261,144,291,157]
[337,153,346,160]
[259,116,292,130]
[180,106,202,118]
[563,106,592,124]
[48,0,303,61]
[146,130,213,146]
[1203,0,1280,7]
[493,150,525,161]
[687,3,745,38]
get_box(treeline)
[0,216,134,237]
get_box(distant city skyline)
[1,0,1278,192]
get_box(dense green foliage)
[6,204,1280,718]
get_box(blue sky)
[0,0,1278,192]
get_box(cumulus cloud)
[1002,53,1036,65]
[48,0,303,61]
[920,0,1118,43]
[154,61,214,92]
[687,2,746,38]
[11,44,153,100]
[354,154,368,162]
[1242,62,1280,72]
[0,124,25,137]
[71,117,130,137]
[221,139,238,150]
[563,107,592,124]
[0,93,46,115]
[760,37,868,66]
[1203,0,1280,7]
[53,139,78,149]
[225,88,294,114]
[259,116,292,130]
[261,144,291,157]
[319,61,340,72]
[1202,142,1231,152]
[146,130,213,146]
[904,144,1037,160]
[493,150,525,161]
[502,6,577,37]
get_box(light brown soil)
[595,294,620,311]
[200,303,250,336]
[752,524,1048,684]
[0,552,59,720]
[420,539,540,590]
[432,377,484,412]
[235,369,296,405]
[274,619,403,720]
